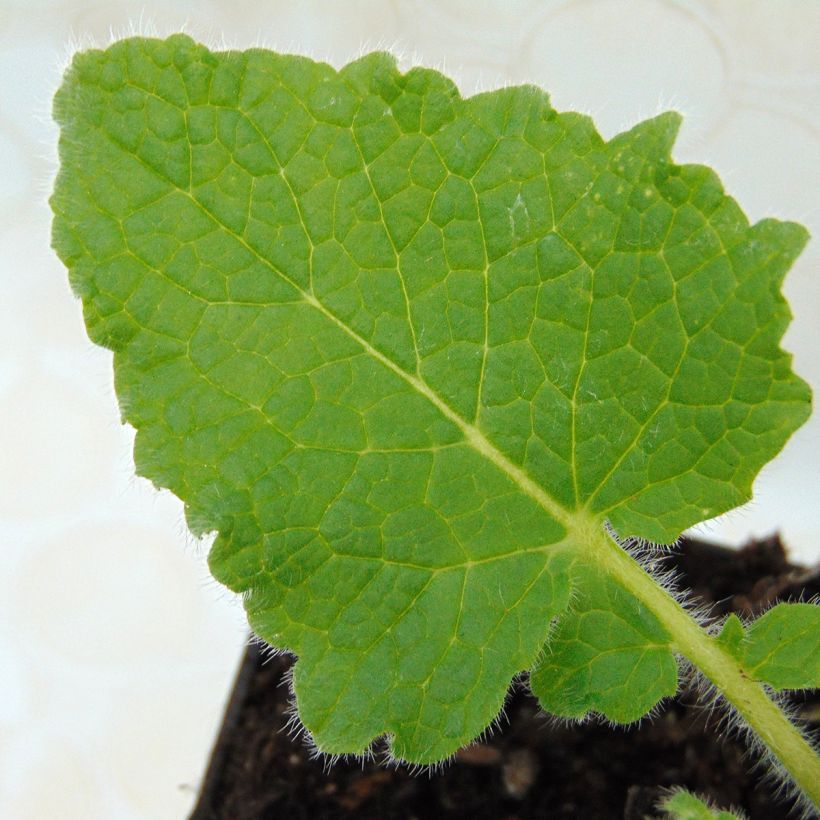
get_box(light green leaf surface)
[52,35,811,763]
[719,604,820,690]
[661,789,742,820]
[715,612,746,654]
[530,563,677,722]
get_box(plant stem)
[584,526,820,808]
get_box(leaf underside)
[52,35,811,763]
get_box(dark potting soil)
[189,536,819,820]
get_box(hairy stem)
[584,526,820,808]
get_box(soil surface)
[189,536,818,820]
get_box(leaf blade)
[718,603,820,691]
[530,564,678,722]
[52,34,812,763]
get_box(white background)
[1,1,819,817]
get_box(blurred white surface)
[1,1,819,817]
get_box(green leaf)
[530,563,677,722]
[660,789,742,820]
[718,604,820,690]
[51,35,811,763]
[715,612,745,654]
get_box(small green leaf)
[716,613,745,653]
[530,564,677,722]
[740,603,820,690]
[52,35,812,763]
[661,789,742,820]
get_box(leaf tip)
[613,110,683,159]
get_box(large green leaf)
[52,35,810,763]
